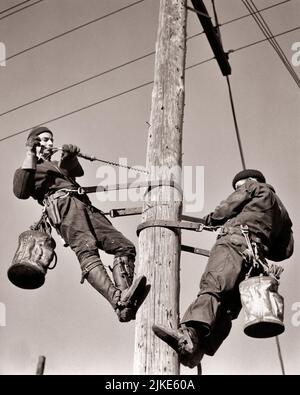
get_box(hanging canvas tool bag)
[239,275,284,338]
[238,224,285,338]
[8,214,57,289]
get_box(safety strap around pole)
[102,208,209,223]
[136,219,215,237]
[103,212,211,257]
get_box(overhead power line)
[0,0,146,63]
[0,52,214,123]
[0,81,154,142]
[0,0,31,15]
[0,51,155,118]
[220,0,291,29]
[0,24,299,143]
[0,0,287,65]
[226,76,246,170]
[0,0,45,21]
[211,0,246,171]
[217,0,287,373]
[242,0,300,88]
[1,24,299,120]
[231,26,300,53]
[188,0,291,39]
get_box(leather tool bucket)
[239,275,284,338]
[8,230,56,289]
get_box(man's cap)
[27,126,53,141]
[232,169,266,189]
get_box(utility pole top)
[190,0,231,76]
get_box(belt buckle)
[77,187,85,195]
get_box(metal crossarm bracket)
[190,0,231,76]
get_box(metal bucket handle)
[48,251,57,270]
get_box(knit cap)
[27,126,53,141]
[232,169,266,189]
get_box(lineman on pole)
[153,170,294,367]
[13,126,148,322]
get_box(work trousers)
[181,233,249,355]
[55,195,136,269]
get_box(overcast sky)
[0,0,299,375]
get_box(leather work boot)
[112,256,148,322]
[152,324,204,368]
[85,260,121,310]
[116,275,148,322]
[84,258,148,322]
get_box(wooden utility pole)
[134,0,187,374]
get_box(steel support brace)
[181,244,210,257]
[104,207,143,218]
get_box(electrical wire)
[243,0,300,87]
[226,75,246,170]
[187,0,291,39]
[242,0,300,88]
[220,0,291,29]
[0,0,31,15]
[0,0,146,63]
[0,24,299,143]
[1,23,299,120]
[0,0,45,21]
[231,25,300,53]
[0,0,293,375]
[0,80,154,142]
[185,55,216,71]
[212,0,246,169]
[0,0,288,65]
[0,50,155,117]
[213,1,287,374]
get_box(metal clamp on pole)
[136,219,209,237]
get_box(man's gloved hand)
[61,144,80,160]
[26,136,41,153]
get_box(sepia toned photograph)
[0,0,299,378]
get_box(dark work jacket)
[13,155,84,204]
[203,180,294,262]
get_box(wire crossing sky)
[0,0,299,376]
[0,24,299,142]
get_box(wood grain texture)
[134,0,187,375]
